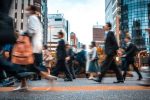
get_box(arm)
[92,47,97,60]
[124,44,135,56]
[26,16,38,36]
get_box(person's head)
[66,42,70,48]
[25,5,38,16]
[124,36,131,43]
[103,22,112,31]
[57,31,64,39]
[91,41,96,48]
[81,45,86,50]
[43,45,48,50]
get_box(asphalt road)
[0,77,150,100]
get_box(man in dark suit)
[52,31,72,81]
[122,36,142,81]
[94,22,124,83]
[66,43,76,79]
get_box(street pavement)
[0,77,150,100]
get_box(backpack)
[0,13,17,45]
[11,35,34,65]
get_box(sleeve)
[125,44,135,56]
[27,16,37,36]
[92,47,97,60]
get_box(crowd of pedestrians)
[0,0,149,91]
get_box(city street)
[0,77,150,100]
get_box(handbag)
[11,35,34,65]
[0,13,17,45]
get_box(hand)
[122,55,126,57]
[65,57,70,61]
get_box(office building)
[48,14,70,51]
[120,0,150,51]
[93,25,105,47]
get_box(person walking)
[52,31,72,81]
[122,36,143,81]
[88,42,99,80]
[43,45,54,75]
[66,43,76,79]
[0,0,35,81]
[94,22,124,83]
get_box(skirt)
[88,60,99,73]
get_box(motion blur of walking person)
[88,42,99,80]
[122,36,142,81]
[94,22,124,83]
[0,0,35,81]
[13,5,57,91]
[65,43,76,79]
[43,45,54,75]
[52,31,73,82]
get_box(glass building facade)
[121,0,150,51]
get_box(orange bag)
[11,35,34,65]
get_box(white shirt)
[27,15,43,53]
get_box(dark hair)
[28,5,38,14]
[125,36,131,40]
[91,41,96,47]
[58,31,64,37]
[106,22,112,30]
[82,45,86,49]
[43,45,48,49]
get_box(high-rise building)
[105,0,113,24]
[105,0,121,45]
[120,0,150,51]
[9,0,48,44]
[93,25,105,47]
[41,0,48,44]
[48,14,70,51]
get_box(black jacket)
[66,48,74,63]
[124,43,137,62]
[56,39,66,61]
[104,31,119,56]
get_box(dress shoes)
[113,80,124,83]
[64,78,72,82]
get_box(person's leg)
[111,60,124,82]
[131,63,142,80]
[63,61,72,81]
[32,53,57,80]
[68,62,76,79]
[95,56,114,82]
[123,61,130,81]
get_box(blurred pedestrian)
[88,42,99,80]
[122,36,142,81]
[66,43,76,79]
[52,31,72,81]
[43,45,53,75]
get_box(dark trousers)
[52,60,72,79]
[100,56,123,81]
[67,62,76,79]
[123,59,142,80]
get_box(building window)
[15,0,18,9]
[28,0,30,5]
[21,23,23,30]
[15,12,17,18]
